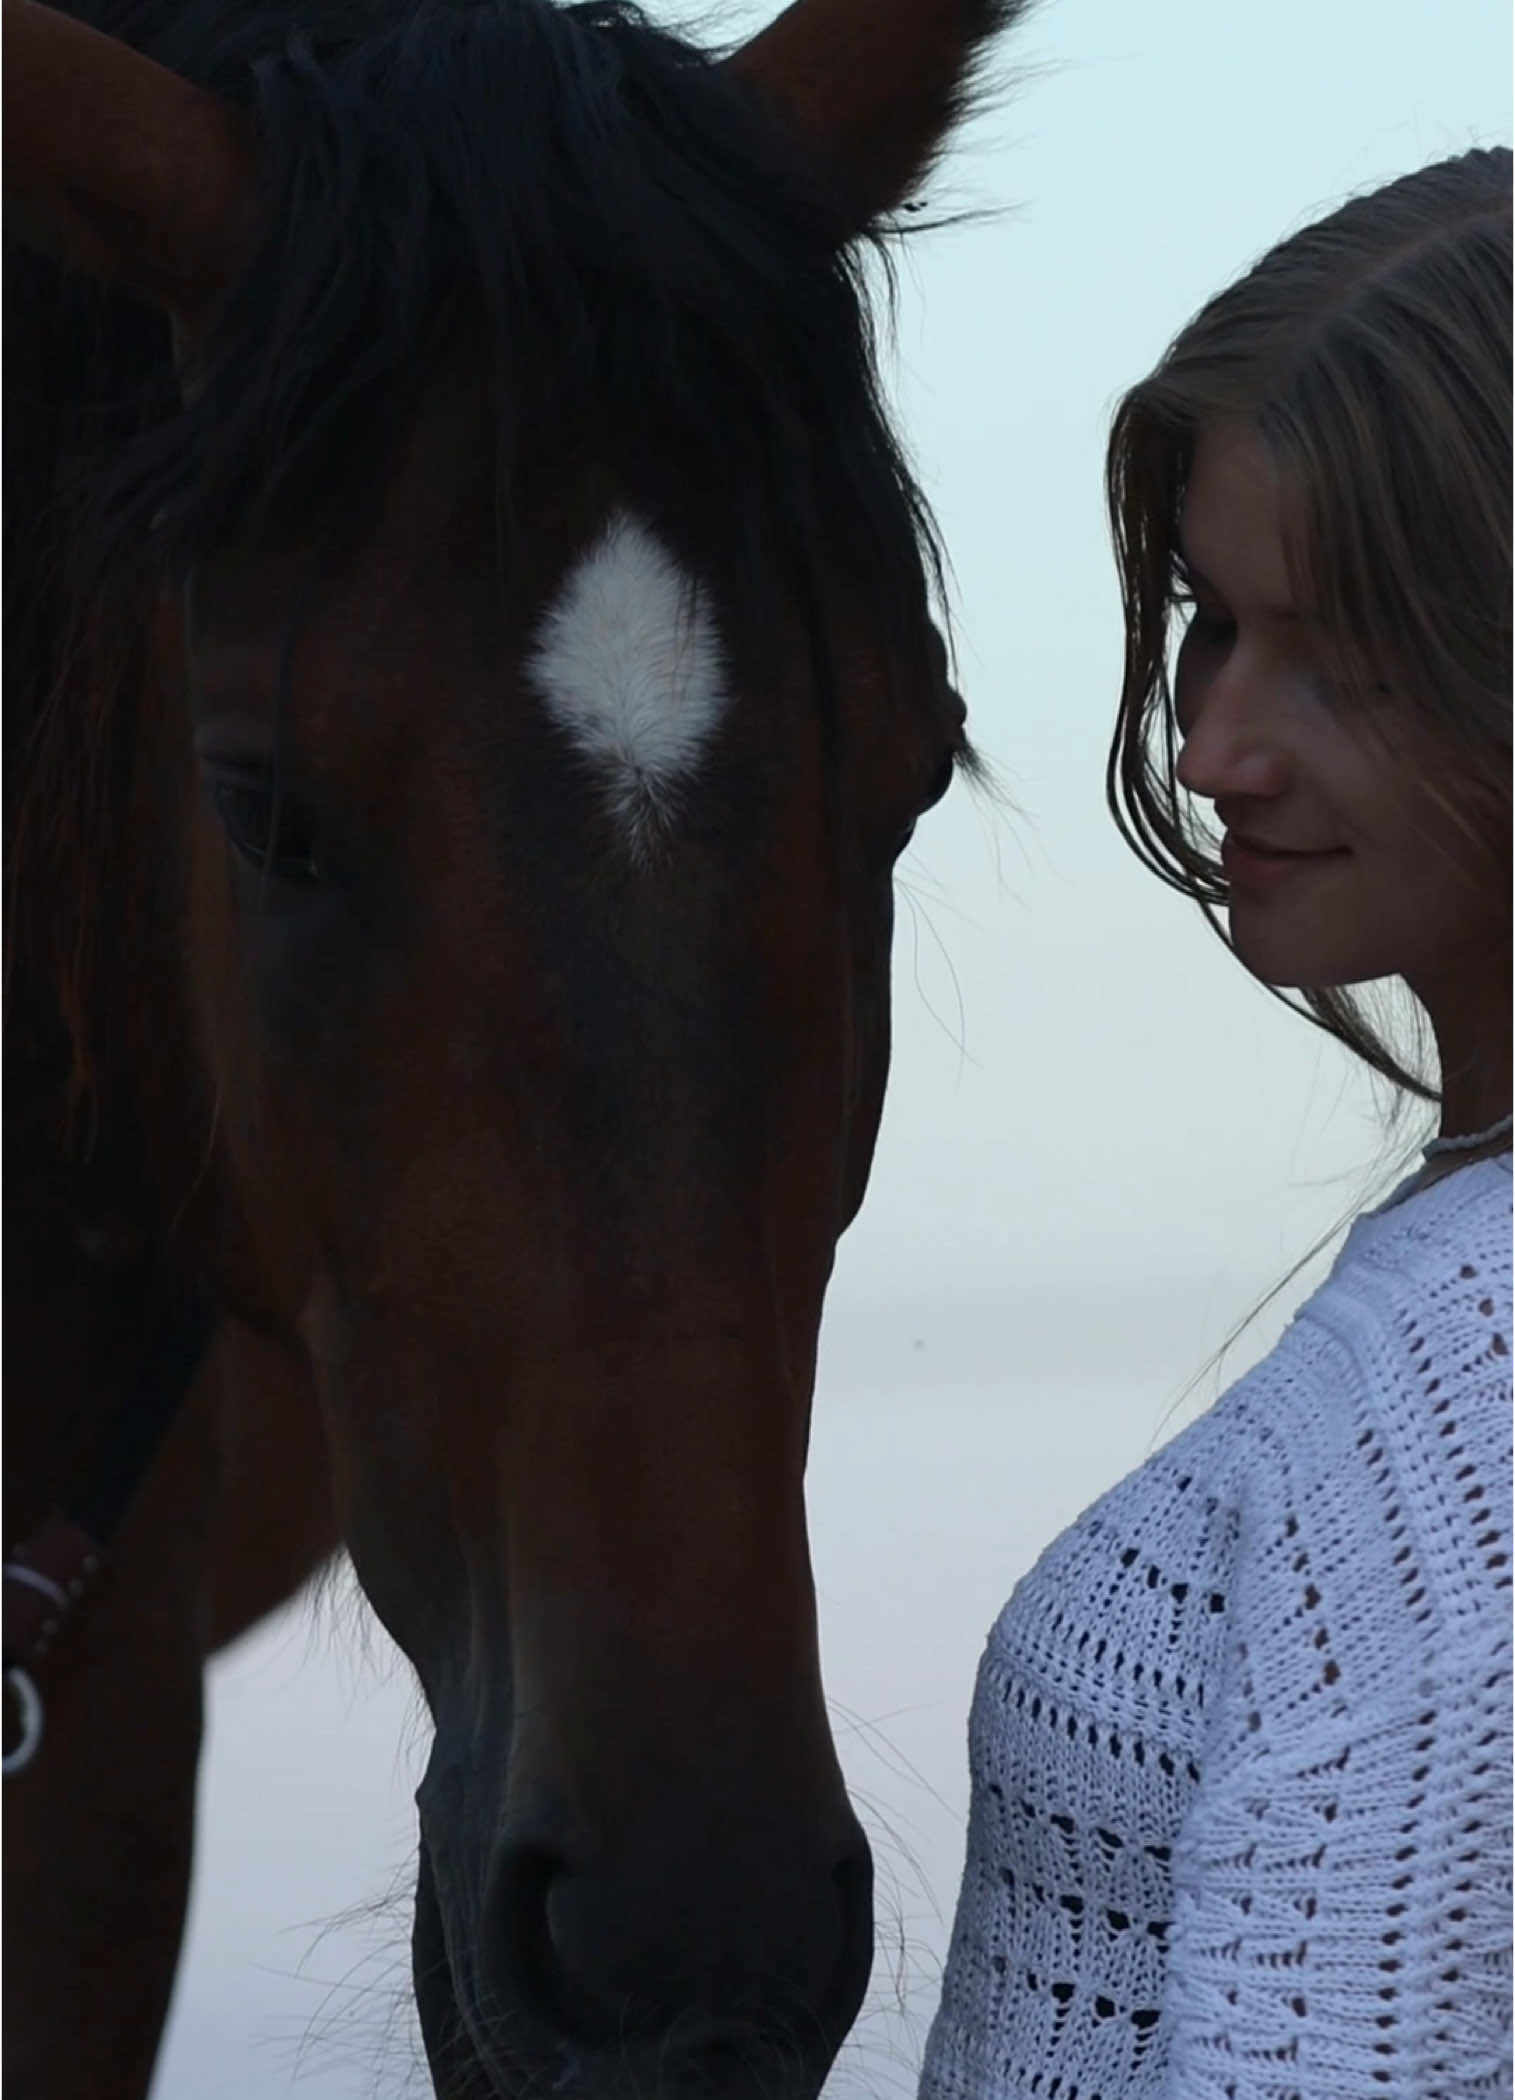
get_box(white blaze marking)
[526,511,728,857]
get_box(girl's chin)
[1228,925,1396,994]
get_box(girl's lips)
[1222,831,1350,887]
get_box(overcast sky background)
[153,1,1512,2093]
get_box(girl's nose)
[1175,655,1290,802]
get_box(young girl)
[921,149,1512,2099]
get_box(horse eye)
[891,753,958,860]
[922,753,957,812]
[210,770,323,886]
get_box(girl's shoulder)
[1190,1150,1511,1485]
[1008,1156,1511,1676]
[1301,1150,1511,1473]
[1339,1147,1511,1281]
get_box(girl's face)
[1172,423,1504,1009]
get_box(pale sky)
[154,1,1511,2093]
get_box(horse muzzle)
[413,1755,873,2099]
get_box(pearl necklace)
[1422,1111,1514,1159]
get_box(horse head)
[4,0,1016,2090]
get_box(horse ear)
[728,0,1021,234]
[3,0,257,326]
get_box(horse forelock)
[99,0,943,609]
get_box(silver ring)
[3,1666,44,1777]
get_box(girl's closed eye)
[1171,561,1236,646]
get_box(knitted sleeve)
[1157,1241,1513,2100]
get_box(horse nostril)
[489,1844,588,2033]
[488,1842,682,2042]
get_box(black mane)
[60,0,940,605]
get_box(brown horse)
[3,0,1020,2091]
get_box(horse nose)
[486,1812,874,2054]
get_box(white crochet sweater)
[921,1155,1513,2100]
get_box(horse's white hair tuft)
[526,511,729,861]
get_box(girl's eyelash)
[1169,566,1233,631]
[1170,567,1206,612]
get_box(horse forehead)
[525,511,729,850]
